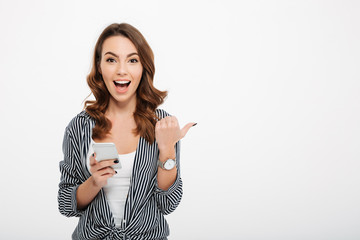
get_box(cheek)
[136,67,144,81]
[101,66,115,81]
[130,66,143,82]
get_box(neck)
[106,95,137,119]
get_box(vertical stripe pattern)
[58,109,183,240]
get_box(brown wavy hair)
[84,23,167,144]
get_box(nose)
[116,62,127,76]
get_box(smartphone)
[92,143,121,169]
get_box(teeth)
[115,80,130,84]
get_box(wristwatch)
[158,158,176,170]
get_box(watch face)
[164,159,176,170]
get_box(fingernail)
[192,123,197,127]
[115,171,118,174]
[92,153,94,157]
[114,160,119,163]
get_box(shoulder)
[155,108,171,119]
[65,110,94,134]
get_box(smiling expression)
[99,36,143,106]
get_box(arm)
[157,144,177,191]
[58,127,117,215]
[58,128,85,217]
[76,176,102,210]
[154,141,183,215]
[76,154,117,210]
[154,115,195,214]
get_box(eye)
[129,58,138,63]
[106,58,116,63]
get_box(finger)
[90,153,97,166]
[91,159,118,172]
[97,166,116,176]
[155,120,160,127]
[163,116,171,127]
[170,116,178,127]
[180,122,197,139]
[97,159,119,170]
[156,119,162,129]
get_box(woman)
[58,23,195,240]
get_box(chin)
[111,93,136,104]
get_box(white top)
[87,140,135,228]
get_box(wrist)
[158,142,176,151]
[158,146,176,162]
[89,176,102,189]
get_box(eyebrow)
[104,51,138,58]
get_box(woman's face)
[99,36,143,106]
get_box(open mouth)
[113,80,131,93]
[114,80,131,88]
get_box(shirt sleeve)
[154,140,183,215]
[58,127,85,217]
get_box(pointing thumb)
[180,123,197,139]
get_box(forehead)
[102,36,138,56]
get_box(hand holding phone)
[89,145,118,188]
[92,143,121,169]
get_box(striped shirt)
[58,109,183,240]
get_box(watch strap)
[158,158,176,170]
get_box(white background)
[0,0,359,239]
